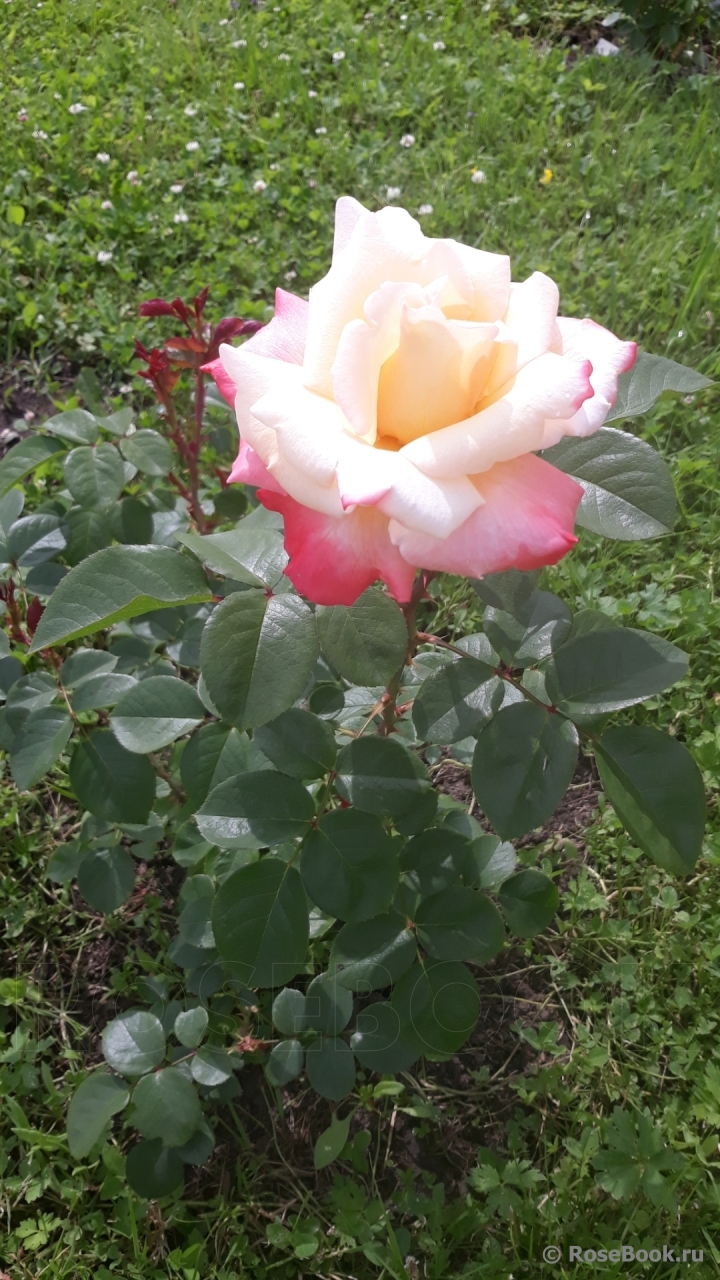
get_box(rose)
[206,198,635,605]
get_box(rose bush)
[207,198,636,605]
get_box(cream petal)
[335,440,484,538]
[401,352,594,479]
[539,317,638,446]
[250,384,349,487]
[483,271,561,400]
[430,239,511,322]
[219,342,303,435]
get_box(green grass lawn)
[2,1,720,1277]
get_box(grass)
[2,0,720,1276]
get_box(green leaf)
[120,429,173,476]
[178,524,288,589]
[77,846,136,913]
[110,496,154,545]
[174,1120,215,1166]
[412,656,498,743]
[595,726,705,875]
[0,486,24,535]
[464,835,517,891]
[304,974,354,1035]
[308,683,345,718]
[200,591,318,729]
[30,545,211,652]
[47,840,85,884]
[71,672,138,711]
[178,893,215,950]
[351,1003,420,1073]
[0,436,65,497]
[254,708,336,779]
[335,736,430,821]
[483,590,572,668]
[606,351,711,423]
[10,707,72,790]
[190,1046,235,1086]
[415,886,505,961]
[4,671,57,731]
[305,1036,356,1101]
[42,409,99,446]
[497,870,559,937]
[272,987,307,1036]
[24,561,68,598]
[471,703,578,840]
[66,1072,129,1159]
[196,770,315,849]
[97,407,135,437]
[472,568,539,614]
[0,656,24,699]
[174,1006,209,1048]
[62,505,112,565]
[63,443,126,510]
[314,1113,351,1170]
[101,1010,166,1077]
[181,722,231,808]
[329,912,416,992]
[316,588,408,686]
[6,514,67,567]
[61,648,117,687]
[542,427,677,541]
[545,627,688,718]
[391,961,480,1056]
[125,1139,184,1199]
[398,827,470,898]
[300,809,399,922]
[70,729,156,824]
[110,675,205,753]
[266,1039,304,1087]
[211,858,309,987]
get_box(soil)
[0,360,76,455]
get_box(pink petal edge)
[202,356,237,406]
[243,289,309,365]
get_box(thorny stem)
[379,571,436,736]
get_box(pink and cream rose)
[207,197,636,605]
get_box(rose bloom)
[207,198,635,605]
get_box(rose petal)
[228,440,285,492]
[258,488,417,605]
[242,288,308,365]
[539,317,637,447]
[202,356,237,406]
[483,271,561,399]
[388,453,582,577]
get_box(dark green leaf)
[47,840,85,884]
[10,707,72,789]
[0,656,24,697]
[174,1006,209,1049]
[606,351,711,423]
[174,1120,215,1166]
[316,588,408,686]
[213,487,247,520]
[70,729,156,824]
[394,788,439,836]
[472,703,578,839]
[4,671,57,731]
[191,1046,235,1086]
[0,486,24,535]
[314,1113,351,1170]
[101,1010,166,1077]
[399,828,469,898]
[335,736,430,820]
[464,835,517,890]
[266,1039,304,1087]
[125,1139,184,1199]
[305,1036,356,1101]
[472,569,540,614]
[110,497,154,545]
[178,524,287,589]
[66,1072,129,1159]
[196,771,315,849]
[415,886,505,961]
[545,627,688,718]
[304,973,354,1035]
[6,514,66,567]
[254,708,336,779]
[77,846,136,913]
[212,858,309,987]
[542,427,677,540]
[301,809,399,922]
[329,912,416,992]
[200,591,318,729]
[181,722,231,809]
[392,961,479,1056]
[43,409,99,446]
[595,726,705,875]
[110,675,205,753]
[272,987,307,1036]
[30,545,211,652]
[71,672,138,711]
[63,443,126,510]
[178,894,215,950]
[61,648,117,687]
[24,561,68,598]
[412,656,497,743]
[351,1003,420,1073]
[497,870,559,937]
[483,590,572,668]
[0,435,65,497]
[308,683,345,718]
[120,429,173,476]
[131,1067,201,1147]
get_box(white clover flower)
[400,133,415,148]
[219,16,228,23]
[69,102,87,115]
[145,113,153,121]
[184,105,197,116]
[386,186,402,200]
[433,40,446,49]
[278,52,290,61]
[32,129,48,140]
[96,250,113,264]
[471,168,486,184]
[418,203,433,216]
[170,183,184,194]
[119,384,133,394]
[101,199,113,209]
[308,89,318,98]
[95,152,110,164]
[269,163,279,171]
[186,140,200,152]
[332,50,345,62]
[253,178,267,192]
[232,38,247,47]
[285,269,297,281]
[308,179,317,188]
[126,170,140,184]
[233,81,245,90]
[174,210,189,223]
[17,109,28,122]
[315,126,327,135]
[53,92,61,100]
